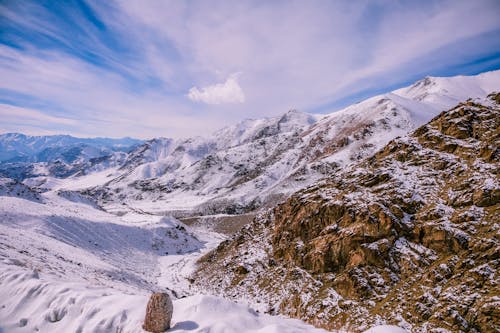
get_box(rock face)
[143,293,173,333]
[192,94,500,332]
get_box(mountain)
[87,109,319,215]
[0,70,498,333]
[0,133,143,179]
[192,93,500,332]
[0,133,142,163]
[73,70,499,216]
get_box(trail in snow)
[156,220,226,297]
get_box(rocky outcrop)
[192,94,500,332]
[0,177,42,202]
[143,293,173,333]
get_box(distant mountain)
[0,133,143,179]
[81,70,499,215]
[0,133,142,163]
[193,93,500,332]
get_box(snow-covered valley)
[0,183,336,332]
[0,70,499,332]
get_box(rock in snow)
[143,293,173,333]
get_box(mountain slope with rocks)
[192,93,500,332]
[75,70,500,217]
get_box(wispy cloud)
[0,0,499,138]
[0,103,80,136]
[0,103,76,125]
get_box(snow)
[394,70,500,109]
[0,258,332,333]
[0,188,335,332]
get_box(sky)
[1,0,499,139]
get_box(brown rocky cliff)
[193,94,500,333]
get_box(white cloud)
[188,74,245,105]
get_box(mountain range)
[0,70,498,333]
[3,70,497,217]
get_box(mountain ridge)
[3,70,497,218]
[79,70,499,216]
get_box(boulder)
[143,293,173,333]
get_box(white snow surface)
[0,190,341,332]
[0,264,333,333]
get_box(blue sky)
[1,0,499,138]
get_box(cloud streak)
[0,0,499,138]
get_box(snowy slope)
[68,70,500,215]
[0,192,205,294]
[394,69,500,115]
[0,185,341,333]
[0,264,334,333]
[0,177,42,202]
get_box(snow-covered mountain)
[0,133,142,163]
[62,70,500,215]
[0,133,142,180]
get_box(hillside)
[0,189,331,333]
[192,93,500,332]
[66,70,500,217]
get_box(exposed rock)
[193,94,500,332]
[143,293,173,333]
